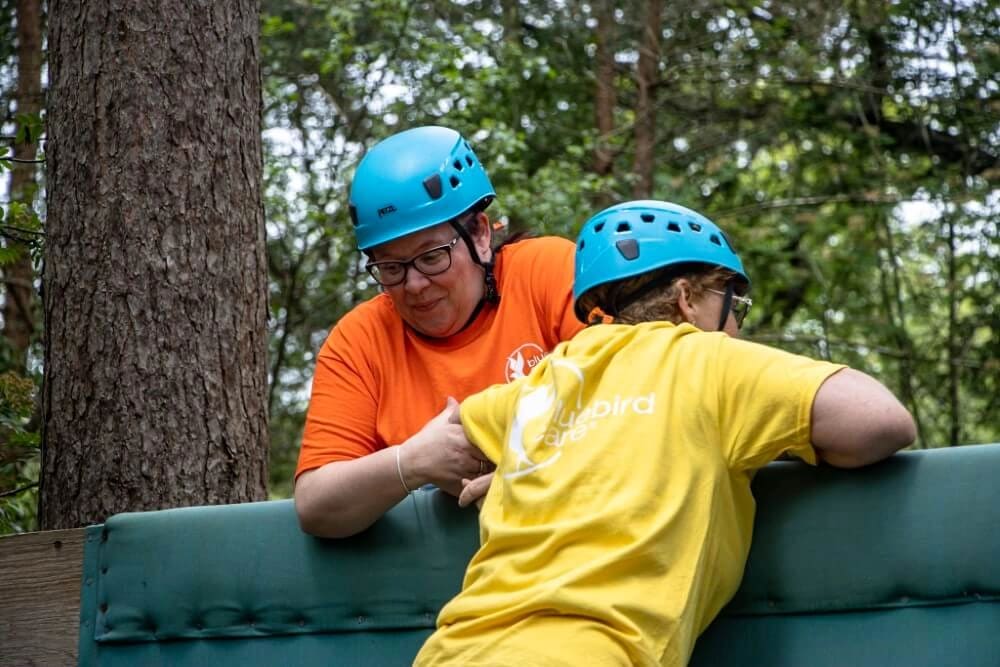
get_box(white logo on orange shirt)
[504,343,546,382]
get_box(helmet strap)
[716,282,734,332]
[449,216,501,306]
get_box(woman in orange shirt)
[294,126,584,537]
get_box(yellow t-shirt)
[414,322,844,667]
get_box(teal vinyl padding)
[78,444,1000,667]
[692,601,1000,666]
[81,629,434,667]
[718,443,1000,615]
[689,442,1000,666]
[82,488,477,656]
[77,525,104,667]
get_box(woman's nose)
[403,265,432,292]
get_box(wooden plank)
[0,528,85,667]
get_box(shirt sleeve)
[515,236,586,346]
[546,240,588,343]
[460,380,525,464]
[711,335,846,472]
[295,323,381,478]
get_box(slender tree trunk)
[851,4,926,445]
[593,0,616,182]
[501,0,522,134]
[632,0,662,198]
[2,0,43,372]
[945,212,960,446]
[40,0,269,529]
[875,215,925,445]
[944,4,969,447]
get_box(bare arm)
[295,450,411,539]
[810,368,917,468]
[294,398,490,538]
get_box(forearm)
[294,449,411,538]
[295,399,488,537]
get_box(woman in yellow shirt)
[415,200,916,667]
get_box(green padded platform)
[78,444,1000,666]
[689,443,1000,666]
[78,490,479,665]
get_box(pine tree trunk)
[1,0,43,372]
[39,0,268,529]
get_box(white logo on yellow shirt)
[504,359,655,479]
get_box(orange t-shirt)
[295,236,585,477]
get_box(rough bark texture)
[1,0,43,372]
[40,0,268,529]
[632,0,662,199]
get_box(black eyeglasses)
[706,287,753,328]
[366,236,461,287]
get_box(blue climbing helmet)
[573,200,749,321]
[348,126,496,251]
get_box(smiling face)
[367,216,491,338]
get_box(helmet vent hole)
[453,160,464,171]
[423,175,444,200]
[579,239,586,250]
[449,175,461,189]
[710,234,722,246]
[616,239,639,260]
[641,213,655,223]
[466,156,474,167]
[667,222,681,233]
[688,222,702,232]
[616,222,631,233]
[594,222,605,232]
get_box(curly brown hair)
[578,265,739,325]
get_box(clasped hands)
[397,397,494,508]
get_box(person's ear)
[675,279,698,325]
[471,212,492,262]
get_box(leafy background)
[1,0,997,529]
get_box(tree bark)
[2,0,44,372]
[40,0,269,529]
[632,0,662,199]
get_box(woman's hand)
[399,397,492,497]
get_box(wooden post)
[0,528,85,666]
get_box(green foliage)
[0,369,40,533]
[24,0,990,503]
[1,110,46,269]
[0,198,44,266]
[0,0,991,512]
[258,0,998,494]
[13,111,42,145]
[0,66,45,532]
